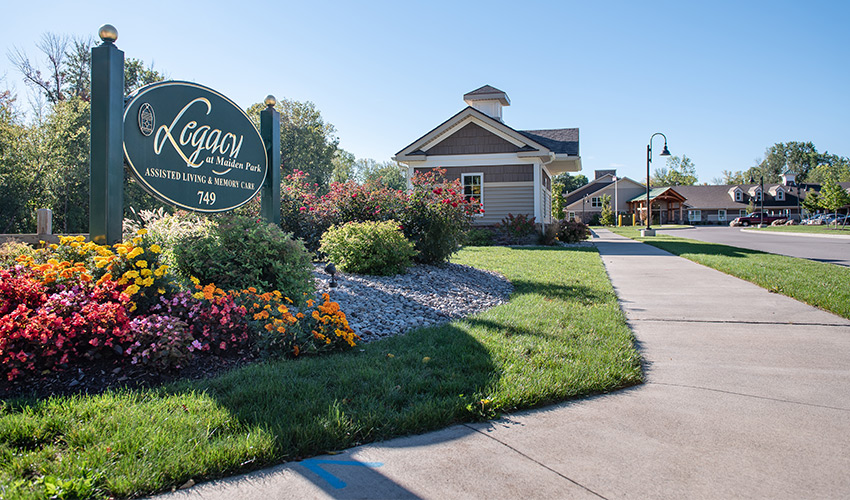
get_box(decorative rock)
[311,263,512,343]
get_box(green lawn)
[608,227,850,319]
[746,225,850,235]
[0,246,642,499]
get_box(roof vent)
[463,85,510,122]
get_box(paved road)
[656,226,850,266]
[157,231,850,500]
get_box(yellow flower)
[137,228,148,236]
[149,244,161,254]
[192,292,204,299]
[125,284,141,295]
[143,277,154,287]
[123,270,139,279]
[190,276,200,286]
[157,288,166,294]
[135,260,148,268]
[116,246,128,255]
[277,305,289,314]
[140,268,153,277]
[135,277,144,286]
[127,247,144,259]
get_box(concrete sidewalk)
[157,229,850,499]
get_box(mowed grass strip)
[0,246,642,499]
[608,227,850,319]
[747,225,850,235]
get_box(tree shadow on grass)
[155,323,498,497]
[644,239,767,260]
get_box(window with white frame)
[776,188,785,201]
[735,189,743,202]
[567,211,576,222]
[462,173,483,214]
[688,210,702,222]
[755,189,762,201]
[740,209,748,216]
[591,196,603,208]
[718,209,726,221]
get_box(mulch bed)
[0,352,260,402]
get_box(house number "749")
[197,191,216,205]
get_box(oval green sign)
[123,81,267,212]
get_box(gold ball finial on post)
[264,95,277,107]
[98,24,118,43]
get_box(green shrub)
[559,221,590,243]
[173,214,314,302]
[400,169,479,264]
[496,213,539,245]
[539,220,563,246]
[463,227,494,246]
[319,220,417,275]
[0,240,34,269]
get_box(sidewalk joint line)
[463,423,609,499]
[650,382,850,412]
[634,318,849,327]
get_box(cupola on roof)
[463,85,510,122]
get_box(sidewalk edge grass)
[0,246,642,499]
[608,227,850,319]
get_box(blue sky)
[3,0,849,184]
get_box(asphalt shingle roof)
[518,129,580,155]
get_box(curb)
[740,228,850,240]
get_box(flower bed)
[0,230,358,394]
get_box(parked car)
[730,212,787,226]
[805,214,832,225]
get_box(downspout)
[540,152,556,231]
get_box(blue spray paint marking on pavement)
[300,459,384,489]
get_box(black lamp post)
[749,172,765,226]
[583,195,588,223]
[645,133,671,231]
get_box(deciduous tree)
[247,98,339,190]
[652,155,697,186]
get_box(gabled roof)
[396,106,557,161]
[564,174,644,205]
[627,187,686,203]
[670,184,802,210]
[518,129,579,155]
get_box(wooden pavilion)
[627,187,687,225]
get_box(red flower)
[433,188,443,195]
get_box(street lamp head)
[660,144,671,157]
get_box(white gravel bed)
[311,263,513,342]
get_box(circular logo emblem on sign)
[123,81,268,213]
[138,103,155,136]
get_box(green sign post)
[89,24,281,244]
[89,25,124,245]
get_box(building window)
[735,190,743,202]
[567,211,576,222]
[591,197,603,208]
[688,210,702,222]
[776,189,785,201]
[462,173,483,214]
[754,189,762,202]
[718,210,726,221]
[740,209,748,217]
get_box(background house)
[562,171,849,224]
[394,85,581,226]
[563,170,645,223]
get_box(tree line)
[1,32,404,234]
